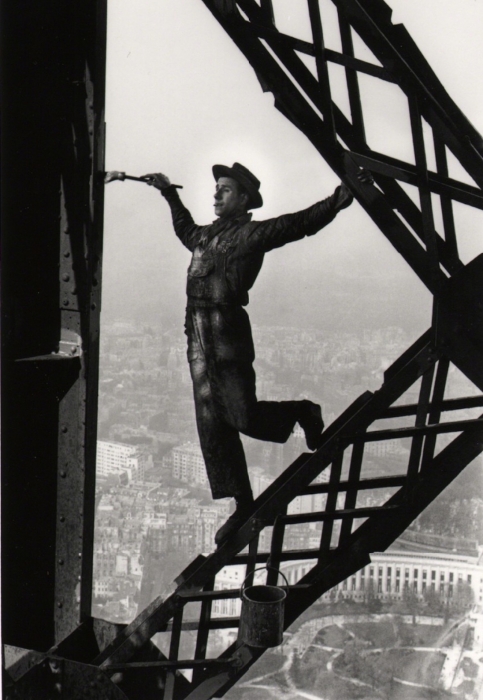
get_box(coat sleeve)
[242,186,352,253]
[161,186,207,252]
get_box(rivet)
[78,575,82,581]
[63,299,69,306]
[78,552,82,558]
[60,515,65,523]
[91,303,96,310]
[57,602,63,609]
[63,250,70,258]
[88,128,93,135]
[70,347,77,355]
[58,559,64,565]
[61,425,68,433]
[71,287,77,295]
[63,226,69,235]
[62,273,70,282]
[60,471,67,478]
[92,278,98,287]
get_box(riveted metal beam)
[2,0,107,652]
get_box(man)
[143,163,370,544]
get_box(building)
[249,467,273,499]
[279,543,483,604]
[143,525,168,555]
[93,577,117,599]
[365,438,407,457]
[212,565,245,618]
[193,508,220,553]
[250,464,327,515]
[97,440,150,481]
[171,442,208,486]
[94,549,116,578]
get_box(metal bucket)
[238,567,289,648]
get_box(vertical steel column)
[420,358,450,472]
[308,0,337,143]
[337,10,366,146]
[318,451,344,559]
[404,364,435,494]
[433,134,459,265]
[266,512,286,586]
[1,0,107,649]
[260,0,274,25]
[164,608,183,700]
[54,0,107,643]
[340,438,365,542]
[192,578,215,686]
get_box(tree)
[363,578,375,605]
[403,586,421,624]
[368,596,383,614]
[363,580,382,613]
[291,651,303,687]
[452,581,474,614]
[423,587,443,615]
[336,639,367,681]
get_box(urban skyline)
[93,313,483,624]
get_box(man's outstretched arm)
[243,171,372,253]
[143,172,206,252]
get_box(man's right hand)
[141,173,171,190]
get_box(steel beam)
[2,0,107,650]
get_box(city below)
[93,318,483,699]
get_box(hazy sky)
[101,0,483,332]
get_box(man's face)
[214,176,248,219]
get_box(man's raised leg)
[216,361,325,450]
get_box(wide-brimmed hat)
[212,162,263,210]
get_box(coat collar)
[211,212,253,225]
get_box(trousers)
[186,305,301,500]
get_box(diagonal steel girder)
[202,0,483,296]
[199,414,483,700]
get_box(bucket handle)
[240,566,290,598]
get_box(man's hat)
[212,162,263,210]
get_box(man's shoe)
[298,400,324,451]
[215,500,253,547]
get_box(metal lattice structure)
[3,0,483,698]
